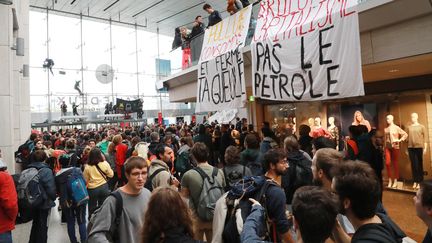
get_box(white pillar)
[0,0,30,174]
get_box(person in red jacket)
[0,154,18,243]
[108,134,128,186]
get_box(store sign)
[196,5,252,113]
[252,0,364,101]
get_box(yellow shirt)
[83,161,114,189]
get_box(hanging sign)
[251,0,364,101]
[196,5,253,113]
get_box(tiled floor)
[12,190,427,243]
[13,204,74,243]
[383,189,427,242]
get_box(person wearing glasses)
[88,156,151,243]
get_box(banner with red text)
[252,0,364,101]
[196,5,252,113]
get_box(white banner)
[251,0,364,101]
[196,5,252,113]
[196,47,246,113]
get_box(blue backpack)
[67,168,89,206]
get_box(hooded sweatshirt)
[148,159,172,189]
[282,150,312,204]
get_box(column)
[0,3,15,173]
[0,0,30,174]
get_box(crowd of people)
[172,1,253,69]
[0,118,431,243]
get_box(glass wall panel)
[138,74,158,96]
[29,67,49,95]
[29,11,48,102]
[29,11,47,68]
[82,70,112,96]
[113,73,139,97]
[111,25,136,73]
[48,14,81,71]
[82,19,110,75]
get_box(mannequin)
[310,117,331,138]
[272,117,279,130]
[308,117,315,128]
[384,114,408,188]
[407,113,428,190]
[328,117,339,150]
[352,110,372,132]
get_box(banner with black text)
[252,0,364,101]
[196,5,252,113]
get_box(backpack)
[175,151,194,176]
[144,168,166,192]
[246,160,263,176]
[67,168,89,206]
[88,191,123,242]
[15,141,33,169]
[59,153,74,167]
[291,159,313,189]
[222,176,277,243]
[243,153,263,176]
[193,167,224,221]
[12,174,32,224]
[223,166,246,191]
[17,167,45,209]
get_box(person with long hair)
[83,147,114,215]
[141,187,203,243]
[108,134,128,186]
[352,110,372,132]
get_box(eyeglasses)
[278,159,288,164]
[130,172,147,178]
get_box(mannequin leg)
[392,148,400,180]
[409,148,420,184]
[416,148,424,183]
[390,148,400,188]
[385,148,392,180]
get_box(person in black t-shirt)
[332,161,406,243]
[203,4,222,28]
[415,180,432,243]
[190,15,205,39]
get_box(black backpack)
[175,151,194,177]
[88,191,123,242]
[12,173,32,224]
[222,177,276,243]
[144,168,165,192]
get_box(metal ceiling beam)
[30,4,147,28]
[103,0,120,11]
[156,2,203,24]
[132,0,164,18]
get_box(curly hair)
[141,187,196,243]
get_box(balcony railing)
[185,0,373,70]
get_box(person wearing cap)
[0,150,18,243]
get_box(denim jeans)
[0,231,12,243]
[87,183,110,216]
[63,204,87,243]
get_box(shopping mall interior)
[1,0,432,242]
